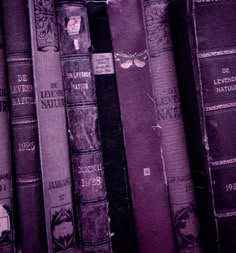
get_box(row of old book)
[0,0,235,253]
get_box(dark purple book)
[56,1,112,252]
[27,0,76,252]
[107,1,176,253]
[87,2,138,253]
[169,0,236,252]
[1,1,48,252]
[0,11,15,253]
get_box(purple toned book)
[141,0,201,252]
[56,1,112,252]
[107,1,176,253]
[0,12,15,253]
[28,0,76,252]
[1,0,48,252]
[169,0,236,252]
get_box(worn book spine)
[0,12,15,253]
[170,0,236,252]
[107,1,176,253]
[87,1,138,253]
[168,1,218,252]
[141,0,201,252]
[27,0,76,252]
[1,1,48,252]
[56,2,112,253]
[190,1,236,252]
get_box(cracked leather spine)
[1,1,48,252]
[56,1,112,253]
[0,10,15,253]
[107,1,176,252]
[27,0,76,252]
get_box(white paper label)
[92,53,115,75]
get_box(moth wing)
[121,59,133,69]
[134,58,146,68]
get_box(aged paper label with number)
[92,53,115,75]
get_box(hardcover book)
[169,0,236,252]
[56,1,112,253]
[27,0,76,252]
[141,0,201,252]
[0,11,15,253]
[107,1,176,252]
[1,1,47,252]
[87,1,138,253]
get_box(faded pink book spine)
[141,0,201,252]
[28,0,76,252]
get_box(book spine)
[190,1,236,252]
[171,0,236,252]
[1,1,48,252]
[141,1,201,252]
[0,12,15,253]
[87,2,138,253]
[27,0,76,252]
[168,0,219,252]
[107,1,176,253]
[56,2,112,253]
